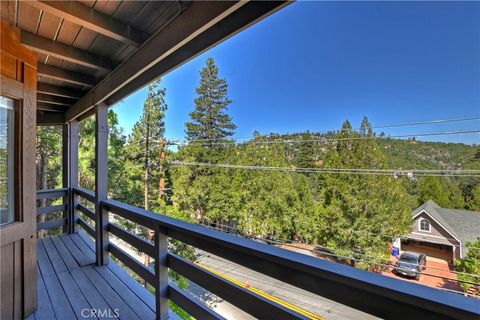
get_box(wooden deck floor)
[25,232,173,320]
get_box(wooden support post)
[95,103,109,265]
[154,225,169,320]
[70,120,79,234]
[64,120,79,233]
[62,124,69,234]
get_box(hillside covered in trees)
[36,58,480,272]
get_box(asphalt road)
[110,231,379,319]
[186,252,380,320]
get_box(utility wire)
[371,116,480,129]
[163,129,480,147]
[159,186,480,252]
[171,161,480,178]
[204,216,480,253]
[164,116,480,144]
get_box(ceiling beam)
[21,31,115,72]
[37,93,77,106]
[66,1,253,121]
[27,0,147,47]
[37,102,69,112]
[37,111,66,126]
[106,1,290,107]
[37,83,84,99]
[38,63,96,88]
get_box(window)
[419,218,431,232]
[0,96,15,225]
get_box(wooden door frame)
[0,19,38,318]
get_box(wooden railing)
[36,188,69,233]
[36,188,480,320]
[101,199,480,320]
[72,186,96,238]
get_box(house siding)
[407,211,462,259]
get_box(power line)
[164,129,480,147]
[171,161,480,178]
[204,215,480,253]
[165,116,480,144]
[371,116,480,129]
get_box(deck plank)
[69,233,96,261]
[36,241,55,277]
[106,261,155,310]
[77,230,156,311]
[57,271,97,319]
[69,268,118,320]
[82,266,141,320]
[59,234,94,266]
[51,236,80,270]
[77,230,96,252]
[41,272,76,319]
[30,233,173,320]
[33,268,55,320]
[94,265,155,319]
[42,238,68,274]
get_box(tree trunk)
[158,138,166,203]
[143,114,151,281]
[144,114,150,211]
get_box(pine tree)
[418,176,451,207]
[185,57,236,142]
[294,131,316,168]
[456,237,480,294]
[78,111,128,195]
[125,79,168,210]
[173,58,236,223]
[317,118,412,269]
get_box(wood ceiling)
[0,1,289,124]
[1,0,185,114]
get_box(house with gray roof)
[399,200,480,262]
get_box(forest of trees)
[36,57,480,292]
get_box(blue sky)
[112,1,480,144]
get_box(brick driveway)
[381,255,463,292]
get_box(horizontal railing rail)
[101,198,480,320]
[36,188,69,233]
[72,186,95,203]
[72,187,96,237]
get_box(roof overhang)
[65,0,290,122]
[1,1,290,124]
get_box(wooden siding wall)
[0,20,38,319]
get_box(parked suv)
[393,252,426,280]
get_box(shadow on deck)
[26,232,175,320]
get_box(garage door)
[401,240,453,262]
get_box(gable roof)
[412,200,480,245]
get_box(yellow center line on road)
[196,263,325,320]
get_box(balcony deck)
[27,233,174,320]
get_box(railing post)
[154,225,168,319]
[64,120,79,234]
[95,103,109,265]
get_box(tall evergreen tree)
[185,57,236,142]
[316,118,412,269]
[174,58,236,222]
[418,176,452,208]
[125,79,168,210]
